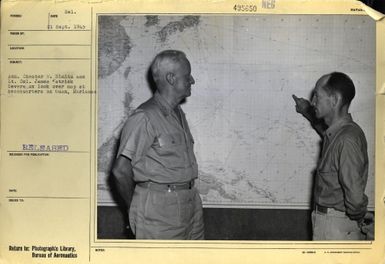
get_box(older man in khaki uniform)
[112,50,204,239]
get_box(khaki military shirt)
[117,92,198,184]
[314,114,368,221]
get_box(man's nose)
[190,76,195,85]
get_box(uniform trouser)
[129,184,204,239]
[312,208,365,240]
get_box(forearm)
[311,120,327,137]
[302,109,326,136]
[292,95,326,136]
[114,172,135,208]
[344,181,368,221]
[112,156,136,209]
[344,191,368,220]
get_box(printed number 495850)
[233,4,257,12]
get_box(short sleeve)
[117,110,155,164]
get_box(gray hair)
[150,50,187,85]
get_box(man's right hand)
[292,94,325,137]
[360,211,374,240]
[292,94,311,116]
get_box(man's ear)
[332,92,342,108]
[166,72,175,85]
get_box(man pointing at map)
[112,50,204,239]
[293,72,373,240]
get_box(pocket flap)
[158,133,183,147]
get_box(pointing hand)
[292,94,311,115]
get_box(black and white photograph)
[96,14,375,240]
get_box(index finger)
[292,94,299,102]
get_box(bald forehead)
[158,56,188,73]
[315,74,331,90]
[151,53,190,80]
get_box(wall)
[97,206,312,240]
[98,15,375,209]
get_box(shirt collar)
[154,91,178,116]
[324,114,353,140]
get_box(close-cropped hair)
[322,72,356,106]
[151,50,187,84]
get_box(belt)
[315,204,344,214]
[137,181,194,192]
[315,204,330,214]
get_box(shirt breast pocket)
[156,133,185,168]
[158,133,182,147]
[317,170,338,178]
[316,169,339,191]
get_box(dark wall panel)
[97,206,312,240]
